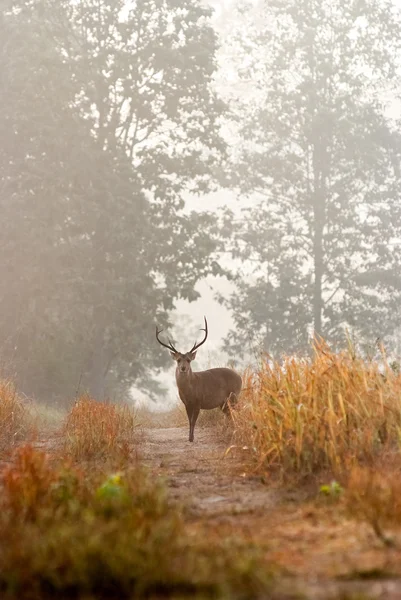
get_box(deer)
[156,317,242,442]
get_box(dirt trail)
[142,424,401,600]
[142,426,279,516]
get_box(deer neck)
[175,367,194,393]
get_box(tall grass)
[232,341,401,478]
[63,395,137,461]
[0,380,33,452]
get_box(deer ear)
[189,351,197,361]
[170,351,179,360]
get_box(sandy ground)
[142,424,401,600]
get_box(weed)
[0,380,33,452]
[2,444,61,520]
[319,480,343,500]
[63,395,137,461]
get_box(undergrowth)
[63,395,137,461]
[0,444,275,599]
[347,464,401,547]
[0,379,33,452]
[232,340,401,479]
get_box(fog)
[1,0,401,409]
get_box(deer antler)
[155,326,179,353]
[189,316,208,353]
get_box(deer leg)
[189,404,200,442]
[184,403,193,441]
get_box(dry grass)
[232,340,401,479]
[0,444,276,599]
[347,465,401,546]
[0,380,34,452]
[63,395,137,461]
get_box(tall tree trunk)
[313,207,324,337]
[87,326,107,400]
[312,143,327,338]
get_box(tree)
[0,0,226,402]
[221,0,401,356]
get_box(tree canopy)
[0,0,226,402]
[221,0,401,357]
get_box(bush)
[63,395,137,461]
[0,380,33,452]
[0,445,275,599]
[232,341,401,478]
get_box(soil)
[142,423,401,600]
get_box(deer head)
[155,317,208,374]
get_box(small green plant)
[319,480,343,499]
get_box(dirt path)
[142,425,401,600]
[142,426,280,516]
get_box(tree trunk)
[87,327,107,400]
[313,210,324,337]
[312,141,327,338]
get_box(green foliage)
[221,0,401,357]
[319,481,343,500]
[0,0,226,402]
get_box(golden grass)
[232,340,401,479]
[63,395,137,461]
[0,380,34,452]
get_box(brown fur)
[173,353,242,442]
[156,318,242,442]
